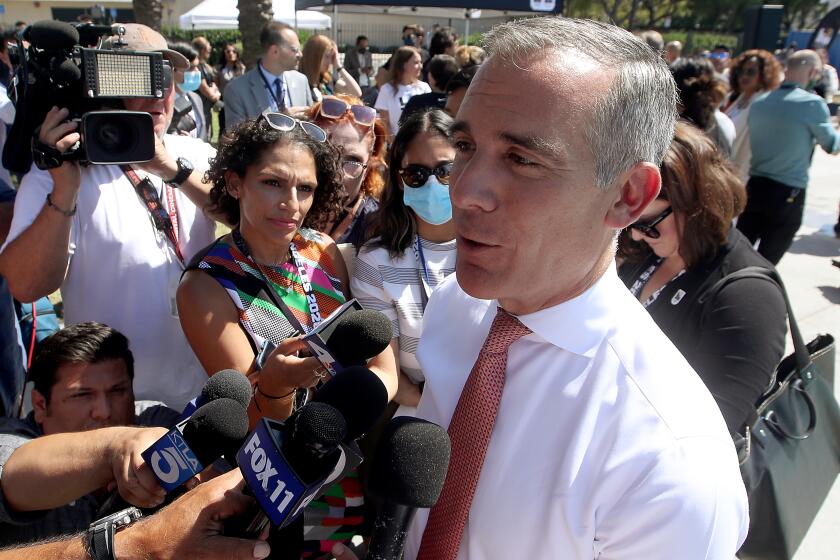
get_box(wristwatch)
[166,156,194,187]
[86,506,142,560]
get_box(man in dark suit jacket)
[223,22,314,133]
[344,35,373,88]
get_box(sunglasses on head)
[320,96,377,128]
[261,110,327,143]
[628,206,673,239]
[399,163,453,188]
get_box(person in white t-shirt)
[0,24,222,410]
[374,46,431,138]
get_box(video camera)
[3,20,172,174]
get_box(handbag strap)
[699,265,811,381]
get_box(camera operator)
[0,24,222,410]
[0,469,271,560]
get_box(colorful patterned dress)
[188,228,366,557]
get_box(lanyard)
[258,63,287,111]
[232,227,322,333]
[121,166,183,265]
[412,235,432,305]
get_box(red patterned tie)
[417,307,532,560]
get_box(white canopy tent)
[179,0,332,30]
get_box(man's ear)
[31,389,48,425]
[605,162,661,229]
[225,171,242,199]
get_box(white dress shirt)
[258,63,291,110]
[405,266,748,560]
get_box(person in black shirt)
[618,122,787,434]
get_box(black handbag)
[705,267,839,560]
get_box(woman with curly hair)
[177,113,356,422]
[723,49,783,180]
[671,57,736,158]
[617,122,787,434]
[306,93,386,247]
[177,113,397,558]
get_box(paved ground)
[774,148,839,560]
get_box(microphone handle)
[367,503,417,560]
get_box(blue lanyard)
[413,235,432,304]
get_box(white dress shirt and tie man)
[334,16,749,560]
[222,22,314,133]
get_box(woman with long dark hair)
[351,109,455,411]
[671,57,735,158]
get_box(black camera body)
[3,21,172,173]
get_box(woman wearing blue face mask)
[166,42,207,141]
[350,109,455,413]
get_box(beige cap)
[105,23,189,70]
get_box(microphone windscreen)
[369,417,451,508]
[327,309,393,366]
[53,58,82,83]
[202,369,253,410]
[313,366,389,441]
[294,402,347,449]
[28,20,79,51]
[182,397,249,467]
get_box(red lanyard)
[121,165,184,264]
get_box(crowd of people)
[0,14,835,560]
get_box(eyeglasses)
[341,159,368,178]
[320,96,377,128]
[261,110,327,143]
[740,67,760,78]
[628,206,673,239]
[708,51,729,60]
[399,163,453,188]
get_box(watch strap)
[167,157,193,187]
[86,507,142,560]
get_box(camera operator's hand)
[39,106,81,192]
[133,135,179,181]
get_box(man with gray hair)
[334,16,748,560]
[737,49,840,264]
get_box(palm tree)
[132,0,163,30]
[239,0,274,68]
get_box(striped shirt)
[350,236,456,384]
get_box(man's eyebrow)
[450,120,470,136]
[499,132,567,163]
[451,120,566,163]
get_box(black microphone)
[142,397,250,493]
[27,20,79,51]
[229,401,348,537]
[228,367,390,543]
[178,368,253,421]
[328,309,393,366]
[303,307,393,375]
[367,417,451,560]
[98,397,250,518]
[312,365,390,441]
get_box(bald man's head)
[785,49,823,87]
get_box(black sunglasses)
[399,163,453,188]
[260,110,327,143]
[628,206,673,239]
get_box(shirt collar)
[258,61,284,84]
[507,264,624,358]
